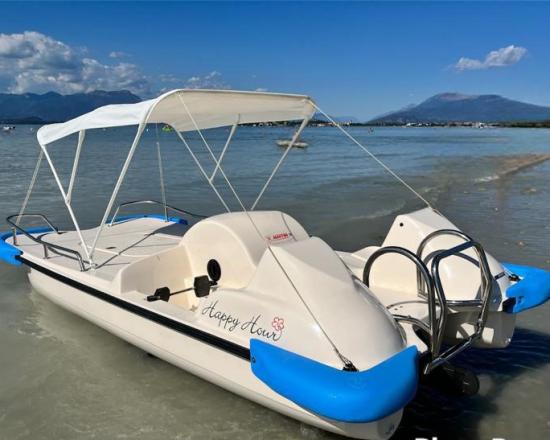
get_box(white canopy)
[37,89,316,145]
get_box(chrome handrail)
[109,199,207,227]
[417,229,493,367]
[363,246,442,359]
[363,236,493,374]
[428,239,493,371]
[416,229,474,299]
[6,214,87,271]
[7,214,59,247]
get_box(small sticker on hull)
[265,232,293,243]
[272,317,285,331]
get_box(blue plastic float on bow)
[0,226,53,266]
[250,339,418,423]
[107,213,188,225]
[503,263,550,313]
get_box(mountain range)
[369,93,550,124]
[0,90,141,124]
[2,90,550,126]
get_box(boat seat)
[181,211,309,289]
[116,245,192,295]
[339,249,435,324]
[372,286,432,322]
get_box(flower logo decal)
[272,317,285,332]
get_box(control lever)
[195,259,222,298]
[146,259,222,302]
[147,285,193,302]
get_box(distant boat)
[2,126,15,132]
[276,139,308,148]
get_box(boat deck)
[8,217,188,281]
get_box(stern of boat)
[340,207,550,375]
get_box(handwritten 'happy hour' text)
[202,300,283,341]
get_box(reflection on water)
[399,328,550,440]
[1,126,550,439]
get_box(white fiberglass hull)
[27,267,402,440]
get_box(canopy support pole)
[210,119,238,183]
[313,104,433,209]
[174,96,351,369]
[89,123,146,263]
[177,95,251,213]
[16,147,44,226]
[155,124,168,221]
[173,130,231,212]
[39,143,93,265]
[250,118,308,210]
[67,130,85,204]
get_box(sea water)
[1,125,549,439]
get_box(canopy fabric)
[37,89,316,145]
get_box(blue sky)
[0,1,549,119]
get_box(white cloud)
[255,87,268,92]
[0,31,232,96]
[454,45,527,71]
[184,71,230,90]
[158,71,232,93]
[159,73,179,83]
[109,51,129,59]
[0,31,150,95]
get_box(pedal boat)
[2,89,550,440]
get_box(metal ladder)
[363,229,493,374]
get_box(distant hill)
[369,93,550,124]
[0,90,141,124]
[313,112,360,124]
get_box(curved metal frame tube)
[416,229,474,298]
[6,214,86,271]
[363,246,440,357]
[108,199,207,227]
[88,123,146,264]
[362,238,493,374]
[418,230,493,342]
[430,240,493,349]
[39,142,93,265]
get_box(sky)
[0,1,549,120]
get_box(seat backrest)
[370,207,497,301]
[180,211,309,289]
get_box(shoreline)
[3,121,550,129]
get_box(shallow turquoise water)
[1,125,549,439]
